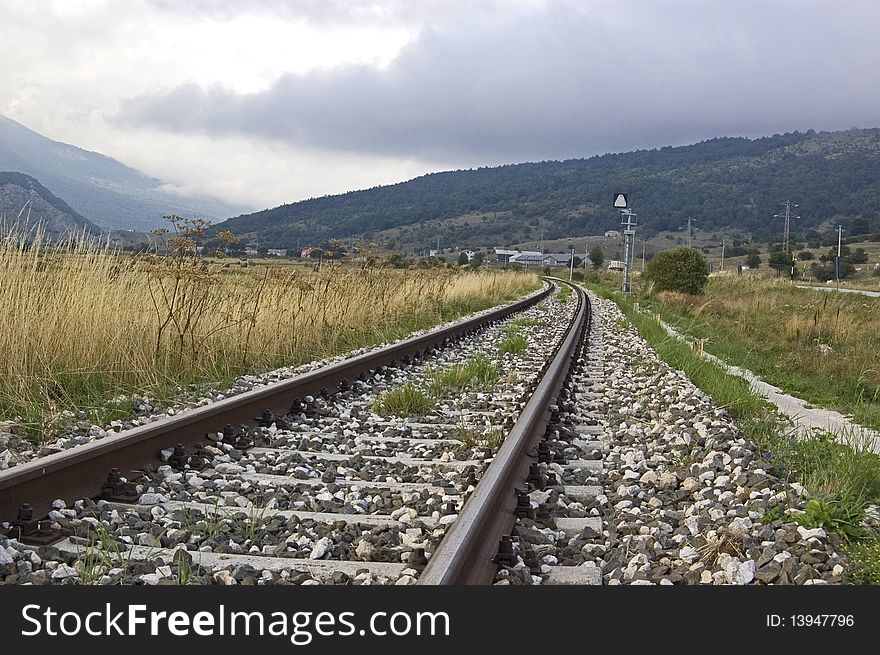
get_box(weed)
[453,426,481,449]
[556,285,573,302]
[453,426,506,450]
[373,383,436,417]
[793,497,865,539]
[759,505,786,524]
[845,538,880,584]
[499,327,528,356]
[484,427,505,449]
[512,316,545,328]
[427,355,499,396]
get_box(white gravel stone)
[310,537,334,560]
[138,493,167,505]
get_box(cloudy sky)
[2,0,880,211]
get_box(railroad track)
[0,279,604,586]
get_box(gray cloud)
[121,1,880,163]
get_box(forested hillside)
[213,128,880,250]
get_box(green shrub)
[644,247,709,294]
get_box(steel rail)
[0,284,552,523]
[417,281,590,585]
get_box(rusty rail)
[418,280,590,585]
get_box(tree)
[745,252,761,269]
[457,252,469,266]
[588,246,604,270]
[768,251,791,277]
[797,250,814,261]
[644,248,708,295]
[850,217,870,235]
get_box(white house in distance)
[267,248,288,257]
[604,230,622,238]
[607,260,624,271]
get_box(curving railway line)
[0,279,603,585]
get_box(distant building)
[604,230,622,238]
[509,251,544,266]
[542,253,573,267]
[429,249,439,257]
[267,248,287,257]
[494,248,521,264]
[300,247,313,259]
[244,247,258,256]
[463,249,477,262]
[607,260,624,271]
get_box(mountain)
[212,128,880,251]
[0,171,102,238]
[0,114,248,231]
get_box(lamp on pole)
[568,241,575,281]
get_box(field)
[630,276,880,431]
[0,234,539,441]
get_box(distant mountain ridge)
[0,171,101,237]
[211,128,880,251]
[0,114,249,231]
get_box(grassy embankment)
[587,281,880,583]
[0,233,539,442]
[641,276,880,432]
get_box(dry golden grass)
[0,230,538,439]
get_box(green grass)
[427,354,499,396]
[845,539,880,584]
[498,326,528,356]
[634,278,880,432]
[556,284,572,302]
[586,281,880,583]
[453,426,505,450]
[373,383,436,417]
[511,316,546,328]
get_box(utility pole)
[641,238,646,272]
[682,218,697,247]
[774,201,800,254]
[836,224,842,289]
[569,243,575,281]
[619,208,637,293]
[720,239,725,272]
